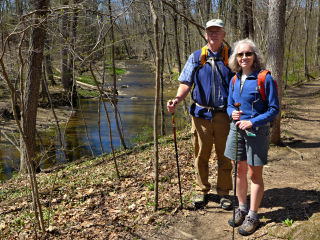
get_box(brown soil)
[0,86,82,133]
[148,79,320,240]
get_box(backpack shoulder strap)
[200,45,208,67]
[198,44,229,67]
[257,70,269,101]
[221,45,229,66]
[232,75,237,91]
[258,69,280,102]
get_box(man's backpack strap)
[200,45,208,67]
[221,45,229,66]
[199,44,229,67]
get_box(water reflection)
[0,60,185,181]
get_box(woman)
[224,39,279,236]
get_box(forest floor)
[1,77,320,240]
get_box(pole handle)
[234,102,241,111]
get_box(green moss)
[106,67,126,76]
[77,89,99,97]
[77,75,95,85]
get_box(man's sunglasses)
[236,52,254,58]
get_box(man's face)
[205,26,226,48]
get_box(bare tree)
[247,0,254,40]
[60,0,72,92]
[303,0,315,81]
[20,0,49,174]
[160,2,167,136]
[266,0,286,145]
[316,0,320,66]
[149,0,160,211]
[109,0,127,149]
[230,0,239,42]
[240,0,249,38]
[172,3,182,75]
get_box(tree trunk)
[181,0,190,62]
[230,0,239,42]
[60,0,72,91]
[149,0,160,212]
[160,1,167,136]
[173,8,181,74]
[316,0,320,66]
[247,0,254,40]
[266,0,286,145]
[19,0,49,233]
[20,0,49,173]
[284,11,298,89]
[303,0,314,81]
[240,0,249,38]
[109,0,127,149]
[206,0,211,22]
[218,0,225,19]
[44,37,56,86]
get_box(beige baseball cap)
[205,19,224,29]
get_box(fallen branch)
[0,130,20,152]
[284,143,304,160]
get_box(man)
[167,19,234,209]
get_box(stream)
[0,60,185,181]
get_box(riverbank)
[0,59,181,181]
[1,78,320,239]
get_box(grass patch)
[106,67,126,76]
[77,75,95,85]
[78,89,100,97]
[283,218,294,227]
[129,126,153,144]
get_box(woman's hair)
[228,38,264,73]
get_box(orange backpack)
[232,70,278,101]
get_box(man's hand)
[167,98,179,113]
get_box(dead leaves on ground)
[0,133,202,239]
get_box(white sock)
[248,210,258,219]
[239,203,248,212]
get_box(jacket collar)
[236,69,261,79]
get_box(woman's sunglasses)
[236,52,254,58]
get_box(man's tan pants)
[191,113,233,196]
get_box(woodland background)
[0,0,320,239]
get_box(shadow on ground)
[260,187,320,223]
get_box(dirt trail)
[152,79,320,240]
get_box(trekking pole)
[172,113,183,209]
[232,102,241,240]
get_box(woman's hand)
[235,120,253,130]
[231,109,243,121]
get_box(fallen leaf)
[0,222,6,230]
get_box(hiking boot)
[220,196,233,210]
[192,193,208,209]
[228,208,248,227]
[238,215,260,236]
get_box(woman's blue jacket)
[226,70,280,128]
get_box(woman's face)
[236,43,255,73]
